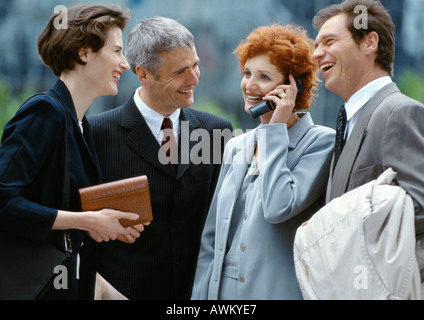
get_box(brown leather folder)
[79,175,153,227]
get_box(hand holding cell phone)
[249,75,303,119]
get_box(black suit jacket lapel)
[177,108,201,179]
[122,98,177,177]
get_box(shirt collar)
[133,87,181,140]
[345,76,392,121]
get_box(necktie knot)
[161,117,173,130]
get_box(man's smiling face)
[144,46,200,116]
[313,14,368,101]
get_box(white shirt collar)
[133,87,181,144]
[345,76,392,121]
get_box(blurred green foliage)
[192,99,238,129]
[0,81,35,135]
[397,69,424,104]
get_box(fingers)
[89,231,115,243]
[117,227,142,244]
[288,74,296,87]
[132,223,146,232]
[268,74,297,101]
[90,226,144,243]
[264,75,299,124]
[88,209,150,243]
[114,210,140,222]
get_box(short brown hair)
[234,24,319,111]
[38,5,131,76]
[313,0,395,76]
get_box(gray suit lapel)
[232,130,256,195]
[329,82,400,200]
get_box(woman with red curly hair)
[192,24,335,300]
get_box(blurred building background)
[0,0,423,132]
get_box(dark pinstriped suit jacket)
[87,96,233,299]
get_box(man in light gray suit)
[312,0,424,245]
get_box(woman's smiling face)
[83,26,129,97]
[241,54,285,115]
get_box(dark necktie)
[161,117,178,168]
[334,105,347,171]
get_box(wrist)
[53,210,93,232]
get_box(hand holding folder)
[79,175,153,228]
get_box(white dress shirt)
[133,87,180,145]
[345,76,392,139]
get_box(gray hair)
[125,16,195,76]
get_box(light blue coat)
[191,113,335,300]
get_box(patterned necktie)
[161,117,178,169]
[334,105,347,171]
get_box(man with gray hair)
[88,16,233,299]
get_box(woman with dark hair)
[191,24,335,300]
[0,5,146,299]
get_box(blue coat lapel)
[48,80,102,183]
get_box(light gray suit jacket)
[327,82,424,238]
[191,113,335,300]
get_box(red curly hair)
[234,24,320,111]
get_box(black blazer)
[88,96,233,299]
[0,80,102,299]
